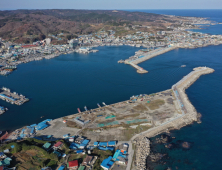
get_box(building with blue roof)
[101,156,114,170]
[0,94,16,102]
[76,150,84,154]
[94,142,98,146]
[70,143,80,150]
[98,146,114,151]
[63,134,69,138]
[82,139,89,145]
[30,124,37,127]
[79,139,89,149]
[99,142,107,147]
[35,120,50,131]
[58,165,65,170]
[112,149,128,164]
[108,141,116,146]
[36,123,48,131]
[0,157,12,166]
[112,150,121,161]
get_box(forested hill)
[0,9,176,43]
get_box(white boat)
[84,106,87,111]
[102,102,106,106]
[181,65,186,67]
[97,103,101,108]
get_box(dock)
[0,87,29,105]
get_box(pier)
[0,87,29,105]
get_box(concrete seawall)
[133,67,214,170]
[132,46,177,65]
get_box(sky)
[0,0,221,10]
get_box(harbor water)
[0,9,221,170]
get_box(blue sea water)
[0,9,221,170]
[136,9,222,170]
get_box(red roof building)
[53,141,63,148]
[21,45,37,48]
[68,160,78,169]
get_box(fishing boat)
[102,102,106,106]
[77,108,81,113]
[84,106,87,111]
[97,103,101,108]
[0,106,6,115]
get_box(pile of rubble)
[135,137,150,170]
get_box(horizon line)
[0,8,222,11]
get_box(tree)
[66,34,78,40]
[39,34,46,40]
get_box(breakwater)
[131,46,177,65]
[132,67,214,170]
[122,42,221,74]
[129,63,148,74]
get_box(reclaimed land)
[34,67,214,142]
